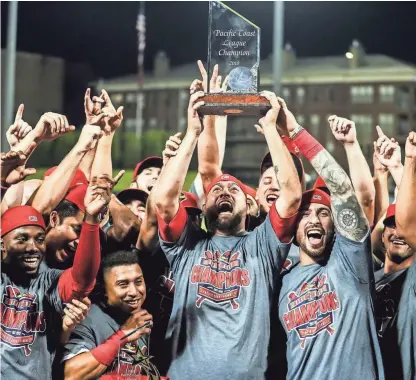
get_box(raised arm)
[328,116,375,224]
[57,176,111,301]
[396,131,416,249]
[31,125,104,216]
[373,141,390,227]
[153,91,204,227]
[256,93,302,218]
[291,115,369,241]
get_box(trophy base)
[198,93,271,116]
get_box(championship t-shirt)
[375,262,416,380]
[1,268,64,380]
[62,303,158,378]
[159,204,296,380]
[279,232,385,380]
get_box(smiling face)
[204,180,247,234]
[45,209,84,264]
[383,221,415,264]
[296,203,335,260]
[104,264,146,314]
[125,199,147,221]
[257,167,280,215]
[2,226,46,276]
[135,166,161,194]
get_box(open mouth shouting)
[265,193,278,206]
[217,198,234,215]
[306,227,325,247]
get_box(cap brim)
[117,189,149,204]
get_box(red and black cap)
[1,206,46,237]
[116,189,149,205]
[383,204,396,226]
[313,176,330,195]
[300,188,331,210]
[44,167,88,188]
[64,184,88,213]
[180,191,201,214]
[132,156,163,182]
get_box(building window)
[379,85,395,103]
[326,141,335,153]
[282,87,290,99]
[296,87,305,105]
[350,86,374,103]
[111,93,124,104]
[310,114,320,137]
[351,114,373,142]
[378,114,395,136]
[126,93,137,103]
[297,114,305,125]
[149,118,157,129]
[398,115,410,136]
[310,87,319,102]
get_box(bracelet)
[0,181,10,190]
[289,125,304,139]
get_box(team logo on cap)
[1,285,46,356]
[190,250,251,309]
[221,175,230,180]
[282,275,340,348]
[28,216,38,222]
[312,195,322,201]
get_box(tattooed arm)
[291,126,369,242]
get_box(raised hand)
[328,115,357,145]
[99,89,124,134]
[33,112,76,142]
[84,88,110,127]
[190,60,228,94]
[187,91,205,135]
[84,175,113,218]
[254,91,281,134]
[62,298,91,332]
[6,105,32,148]
[75,125,104,154]
[276,97,298,136]
[405,131,416,159]
[120,309,153,343]
[162,132,182,165]
[0,143,37,187]
[374,126,402,169]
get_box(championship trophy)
[199,1,271,116]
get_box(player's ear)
[1,238,6,262]
[49,211,60,228]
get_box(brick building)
[95,41,416,185]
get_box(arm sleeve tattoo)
[310,150,369,241]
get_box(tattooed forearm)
[273,165,281,189]
[310,150,369,241]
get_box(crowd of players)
[1,61,415,380]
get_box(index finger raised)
[14,104,24,123]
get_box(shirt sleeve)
[245,205,298,271]
[61,322,97,362]
[329,229,373,283]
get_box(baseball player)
[130,156,163,194]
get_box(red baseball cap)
[244,185,258,201]
[313,176,330,195]
[132,156,163,182]
[1,206,46,237]
[65,184,88,213]
[204,174,247,197]
[180,191,201,213]
[383,204,396,226]
[300,188,331,210]
[44,167,88,188]
[116,189,149,205]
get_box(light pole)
[272,0,284,95]
[2,1,19,152]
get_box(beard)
[296,228,334,261]
[205,205,245,234]
[387,247,415,264]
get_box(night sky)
[1,1,416,79]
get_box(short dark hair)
[54,200,80,221]
[100,250,140,279]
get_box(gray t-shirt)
[160,210,294,380]
[62,303,156,378]
[1,268,64,380]
[279,232,385,380]
[375,262,416,380]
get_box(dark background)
[2,1,416,79]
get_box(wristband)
[291,128,324,162]
[289,124,304,139]
[1,181,10,190]
[91,330,127,366]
